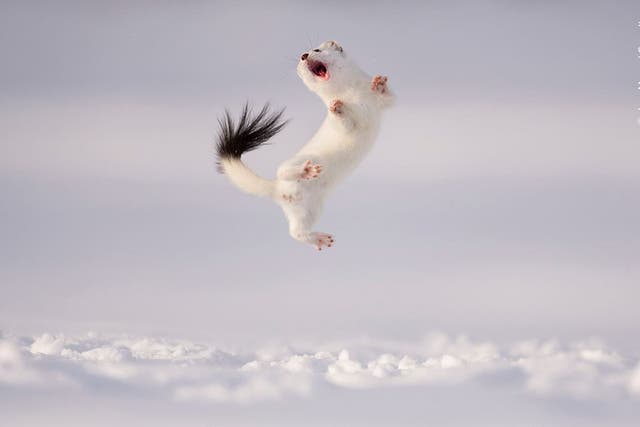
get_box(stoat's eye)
[313,49,320,52]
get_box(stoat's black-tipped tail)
[215,103,287,198]
[216,103,288,171]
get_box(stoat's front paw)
[329,99,344,115]
[299,159,323,180]
[371,75,388,94]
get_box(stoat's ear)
[327,40,343,53]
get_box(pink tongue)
[317,68,328,80]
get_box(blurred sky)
[1,1,639,424]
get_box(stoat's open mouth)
[307,59,329,80]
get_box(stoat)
[216,40,394,250]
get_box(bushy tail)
[216,103,287,198]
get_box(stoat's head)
[297,40,362,99]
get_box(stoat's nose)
[300,53,309,61]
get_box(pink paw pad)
[371,75,388,94]
[281,193,300,203]
[299,160,323,180]
[329,99,344,115]
[312,233,334,251]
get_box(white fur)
[222,40,394,250]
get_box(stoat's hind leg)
[283,204,334,251]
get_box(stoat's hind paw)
[311,232,334,251]
[281,192,301,203]
[329,99,344,115]
[299,159,323,180]
[371,75,388,94]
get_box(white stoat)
[216,40,394,250]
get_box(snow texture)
[1,332,638,404]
